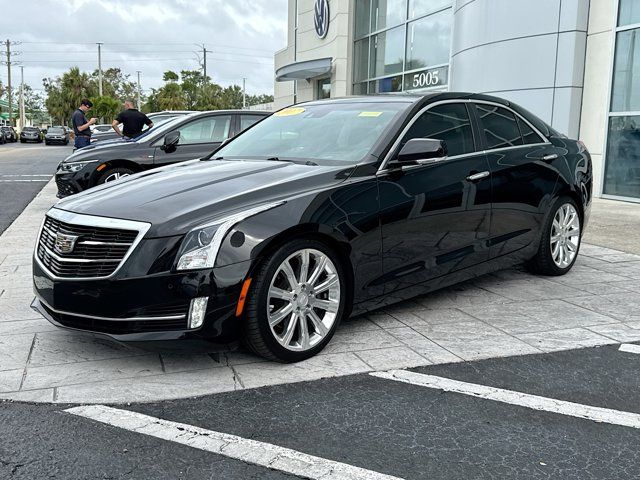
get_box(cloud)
[0,0,287,97]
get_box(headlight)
[58,159,99,173]
[176,202,283,271]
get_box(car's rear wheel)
[528,196,581,276]
[244,239,346,362]
[98,167,134,185]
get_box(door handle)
[542,154,558,162]
[466,171,490,182]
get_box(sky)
[0,0,288,99]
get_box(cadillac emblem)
[54,233,79,255]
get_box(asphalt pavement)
[0,142,70,234]
[2,343,640,479]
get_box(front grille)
[41,303,187,334]
[37,214,140,278]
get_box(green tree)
[156,82,186,110]
[91,67,137,101]
[163,70,179,83]
[90,96,121,122]
[43,67,95,125]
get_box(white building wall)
[579,0,616,197]
[450,0,589,139]
[274,0,353,109]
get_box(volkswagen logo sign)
[314,0,330,39]
[54,233,79,255]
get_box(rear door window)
[476,104,523,150]
[517,116,545,145]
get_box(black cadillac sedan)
[54,110,269,197]
[32,93,592,362]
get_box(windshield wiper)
[267,157,318,166]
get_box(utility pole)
[97,42,103,96]
[19,66,25,129]
[202,45,207,81]
[242,78,246,109]
[136,71,141,110]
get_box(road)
[2,343,640,479]
[0,142,70,234]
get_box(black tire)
[97,167,134,185]
[20,140,25,143]
[528,196,581,276]
[45,141,50,146]
[244,238,347,362]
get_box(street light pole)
[19,65,25,129]
[97,42,103,96]
[5,39,13,127]
[136,71,141,110]
[242,77,246,109]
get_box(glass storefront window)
[355,0,371,38]
[370,26,405,78]
[353,82,369,95]
[603,116,640,199]
[369,75,403,93]
[354,38,370,82]
[611,28,640,112]
[618,0,640,27]
[371,0,407,32]
[405,9,451,71]
[409,0,451,19]
[317,78,331,99]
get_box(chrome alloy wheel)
[104,172,130,183]
[550,203,581,269]
[267,248,341,351]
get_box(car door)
[377,102,492,292]
[473,102,561,259]
[153,114,233,166]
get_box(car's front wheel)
[244,239,347,362]
[529,196,581,276]
[98,167,134,185]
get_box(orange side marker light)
[96,164,107,172]
[235,278,252,317]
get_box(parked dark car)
[45,126,70,146]
[32,93,592,362]
[54,110,269,197]
[90,110,193,144]
[20,126,43,143]
[1,126,17,142]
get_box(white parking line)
[65,405,403,480]
[0,179,49,182]
[371,370,640,430]
[619,343,640,355]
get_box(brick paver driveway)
[1,181,639,403]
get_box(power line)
[19,41,274,53]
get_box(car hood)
[55,159,352,237]
[64,140,137,160]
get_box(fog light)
[188,297,209,329]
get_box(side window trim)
[164,114,232,146]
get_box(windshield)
[215,102,407,164]
[49,128,64,134]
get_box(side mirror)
[161,131,180,152]
[396,138,447,164]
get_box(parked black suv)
[1,126,17,143]
[55,110,269,197]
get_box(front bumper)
[55,172,83,197]
[32,257,251,343]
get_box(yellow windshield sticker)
[359,111,383,117]
[275,107,306,117]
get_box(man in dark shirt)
[71,99,96,150]
[112,101,153,139]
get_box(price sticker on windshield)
[275,107,306,117]
[358,111,383,117]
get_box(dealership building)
[274,0,640,202]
